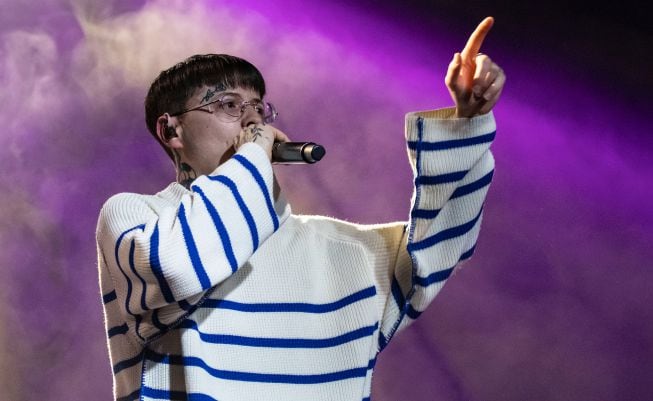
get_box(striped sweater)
[96,108,496,401]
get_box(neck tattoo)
[173,150,197,189]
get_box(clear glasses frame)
[170,93,278,124]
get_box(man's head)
[144,54,267,167]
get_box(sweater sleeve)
[96,143,283,343]
[377,107,495,350]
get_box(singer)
[96,17,505,401]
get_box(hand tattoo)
[249,125,264,142]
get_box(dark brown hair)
[144,54,266,159]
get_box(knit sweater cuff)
[405,107,496,143]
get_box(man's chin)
[219,147,235,165]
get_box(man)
[97,17,505,401]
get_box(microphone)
[272,142,326,164]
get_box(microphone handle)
[272,142,326,164]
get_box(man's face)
[172,85,264,175]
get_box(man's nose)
[240,104,263,127]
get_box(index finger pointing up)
[460,16,494,63]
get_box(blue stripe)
[113,351,144,374]
[410,208,440,219]
[129,240,146,337]
[394,276,423,319]
[233,154,279,231]
[406,304,422,319]
[152,310,168,331]
[379,117,425,352]
[460,244,476,261]
[128,239,149,312]
[416,170,467,186]
[192,186,238,273]
[201,286,377,313]
[209,175,259,250]
[180,319,378,348]
[451,170,494,199]
[379,277,407,352]
[141,387,219,401]
[102,290,117,304]
[116,388,140,401]
[378,332,388,351]
[188,393,220,401]
[142,286,218,344]
[150,223,175,303]
[407,207,483,252]
[108,323,129,338]
[414,267,454,287]
[178,203,212,289]
[147,351,374,384]
[178,299,192,311]
[414,244,477,287]
[390,277,405,310]
[407,131,495,151]
[408,116,425,242]
[140,387,187,400]
[114,225,145,316]
[114,224,146,342]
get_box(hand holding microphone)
[236,123,325,164]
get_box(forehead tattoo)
[199,83,227,104]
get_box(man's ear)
[156,113,183,150]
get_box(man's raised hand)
[445,17,506,117]
[234,123,290,160]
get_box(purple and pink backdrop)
[1,1,651,400]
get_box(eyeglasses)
[170,92,278,124]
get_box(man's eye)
[224,101,239,109]
[253,102,266,114]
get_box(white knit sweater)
[96,108,496,401]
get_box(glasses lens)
[217,94,277,123]
[219,94,244,119]
[262,102,277,123]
